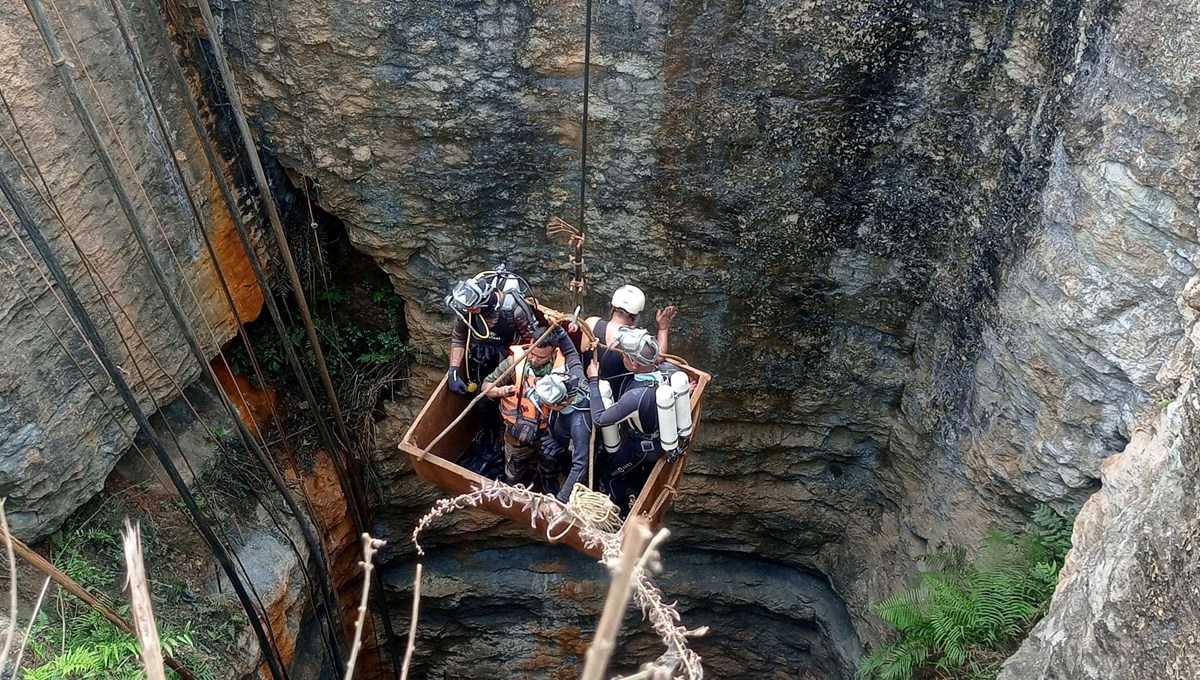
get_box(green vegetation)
[25,608,199,680]
[858,506,1074,680]
[229,281,412,389]
[24,509,228,680]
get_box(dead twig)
[10,576,51,678]
[582,516,653,680]
[0,499,18,672]
[344,533,386,680]
[122,519,166,680]
[399,563,422,680]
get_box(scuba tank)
[598,379,622,454]
[656,384,679,454]
[671,370,693,438]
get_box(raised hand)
[656,304,677,329]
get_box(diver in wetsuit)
[583,285,675,397]
[444,267,583,395]
[532,373,594,503]
[587,327,688,513]
[443,267,585,479]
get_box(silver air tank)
[670,371,693,438]
[656,384,679,454]
[598,379,621,454]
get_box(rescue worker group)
[443,267,694,514]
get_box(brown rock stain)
[529,560,569,574]
[555,579,601,601]
[209,358,280,437]
[513,624,588,678]
[197,161,265,324]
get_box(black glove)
[447,367,468,395]
[665,438,688,464]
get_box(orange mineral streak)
[209,358,279,437]
[199,166,265,323]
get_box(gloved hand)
[665,437,688,464]
[446,367,468,395]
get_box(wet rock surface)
[0,0,1198,675]
[0,0,262,538]
[383,542,859,680]
[966,0,1200,507]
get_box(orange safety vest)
[499,345,566,428]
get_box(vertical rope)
[194,0,355,455]
[100,0,347,665]
[572,0,594,309]
[0,141,288,680]
[15,0,289,675]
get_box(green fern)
[25,530,216,680]
[858,505,1075,680]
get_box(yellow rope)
[566,483,622,534]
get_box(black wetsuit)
[587,363,680,511]
[452,300,584,386]
[539,398,593,503]
[586,318,633,396]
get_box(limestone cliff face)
[0,0,261,538]
[996,0,1200,675]
[967,0,1199,507]
[211,0,1192,665]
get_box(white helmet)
[610,285,646,315]
[615,326,660,366]
[534,373,570,406]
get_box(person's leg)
[537,449,563,498]
[504,433,537,486]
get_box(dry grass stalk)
[0,498,18,673]
[344,533,386,680]
[122,519,167,680]
[10,576,51,678]
[410,481,706,678]
[581,516,653,680]
[398,563,422,680]
[0,507,200,680]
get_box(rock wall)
[996,0,1200,675]
[967,0,1199,507]
[210,0,1182,664]
[0,0,1197,675]
[0,0,261,538]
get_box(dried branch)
[344,533,386,680]
[10,576,51,678]
[0,499,17,673]
[410,482,706,678]
[582,516,653,680]
[399,563,422,680]
[0,513,200,680]
[123,519,167,680]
